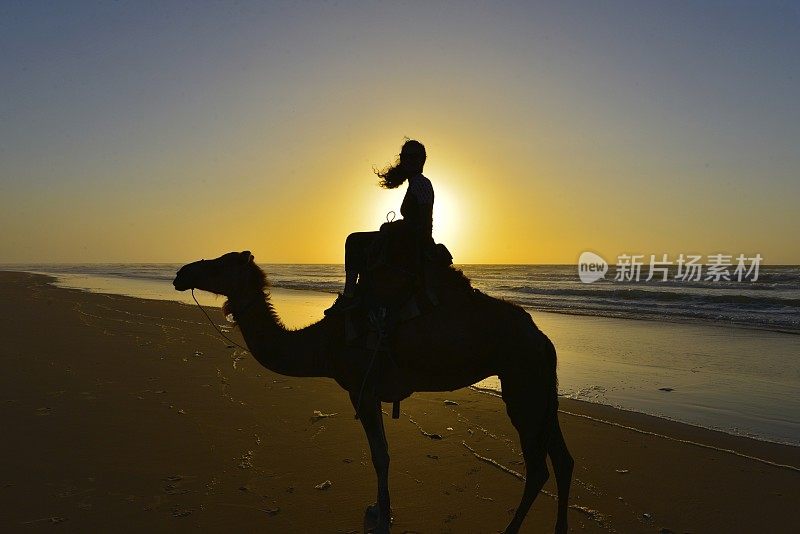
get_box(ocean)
[8,263,800,334]
[4,263,799,446]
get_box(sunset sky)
[1,1,798,264]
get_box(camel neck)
[229,291,330,379]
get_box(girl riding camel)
[325,139,434,315]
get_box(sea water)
[4,263,799,445]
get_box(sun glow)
[366,175,466,258]
[431,182,461,253]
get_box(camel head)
[173,251,267,298]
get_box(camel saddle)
[345,221,453,419]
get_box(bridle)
[191,288,250,352]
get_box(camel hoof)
[363,503,392,533]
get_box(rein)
[191,289,250,352]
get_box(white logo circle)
[578,251,608,284]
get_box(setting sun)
[364,166,467,261]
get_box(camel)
[173,251,573,534]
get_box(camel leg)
[548,416,573,534]
[501,375,551,534]
[351,392,391,533]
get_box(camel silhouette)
[173,251,573,534]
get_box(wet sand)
[1,271,798,533]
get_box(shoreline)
[1,271,797,532]
[471,385,799,472]
[3,263,798,336]
[7,268,800,447]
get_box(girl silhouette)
[325,139,434,315]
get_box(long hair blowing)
[376,139,426,189]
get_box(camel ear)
[240,250,254,264]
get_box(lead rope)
[191,289,250,352]
[191,289,384,420]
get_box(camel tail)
[525,307,558,384]
[528,312,560,421]
[546,335,559,423]
[539,333,559,444]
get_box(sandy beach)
[1,271,798,533]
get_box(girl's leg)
[344,231,381,294]
[326,231,380,315]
